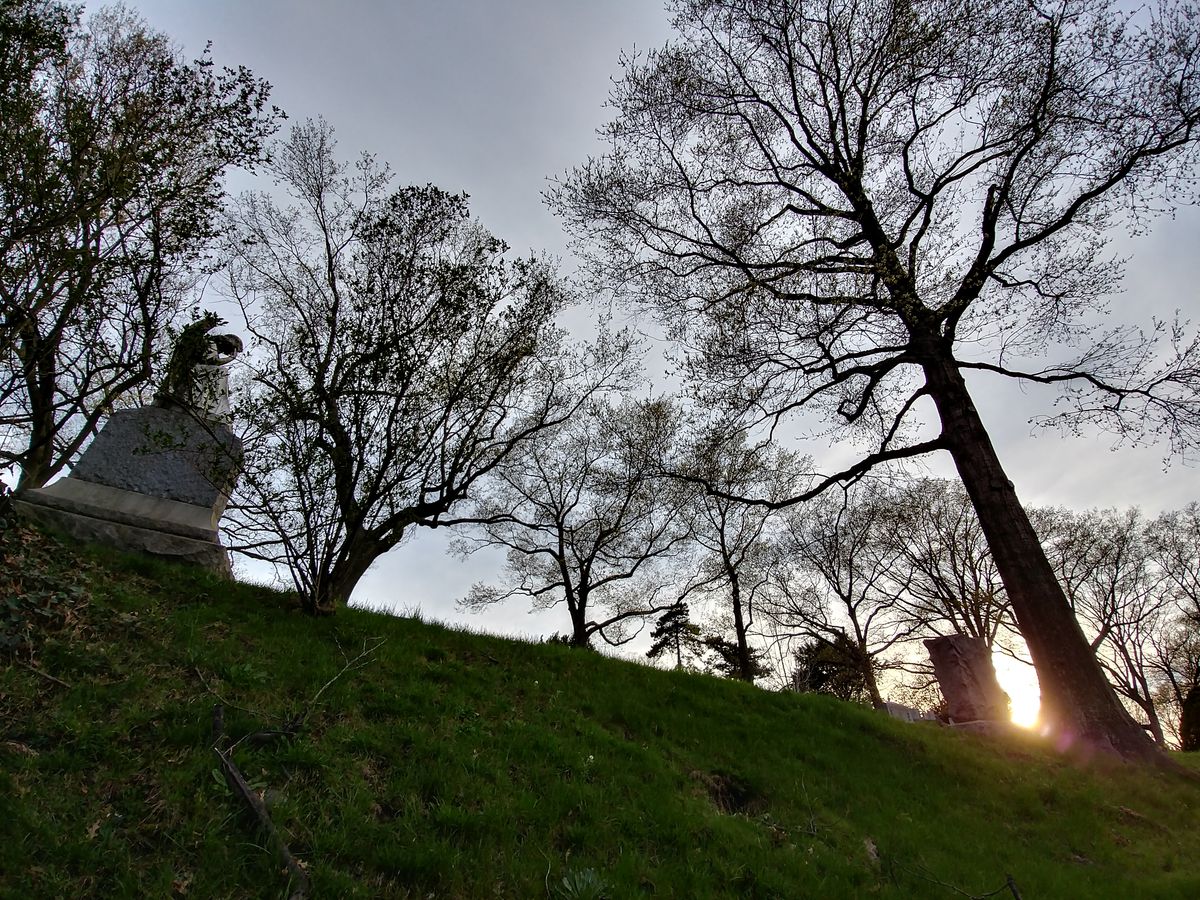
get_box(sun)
[992,651,1041,728]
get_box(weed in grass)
[555,867,612,900]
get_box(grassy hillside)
[2,523,1199,899]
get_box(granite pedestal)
[13,406,242,576]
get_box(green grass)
[2,524,1199,898]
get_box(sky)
[99,2,1200,679]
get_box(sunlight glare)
[992,651,1041,728]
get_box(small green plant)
[555,867,610,900]
[224,660,268,687]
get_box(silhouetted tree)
[681,430,802,680]
[647,601,705,669]
[226,121,625,615]
[456,396,692,647]
[790,634,880,706]
[1039,507,1175,744]
[1149,617,1200,750]
[767,483,921,709]
[1,2,278,487]
[703,631,772,681]
[553,0,1200,760]
[1148,502,1200,621]
[885,479,1015,649]
[1147,503,1200,748]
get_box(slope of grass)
[2,523,1199,899]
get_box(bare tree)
[1041,507,1177,745]
[885,478,1015,649]
[551,0,1200,759]
[0,3,278,487]
[1148,617,1200,750]
[225,121,625,615]
[1147,503,1200,748]
[1148,502,1200,619]
[455,397,693,647]
[767,482,922,709]
[680,430,802,680]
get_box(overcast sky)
[108,1,1200,644]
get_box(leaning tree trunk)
[922,353,1160,762]
[861,655,885,711]
[848,633,885,710]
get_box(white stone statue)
[155,313,244,421]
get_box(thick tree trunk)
[306,539,382,616]
[1181,686,1200,752]
[16,436,53,491]
[861,651,885,711]
[922,353,1160,761]
[569,591,591,647]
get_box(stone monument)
[13,314,244,575]
[924,634,1011,727]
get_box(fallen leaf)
[864,837,879,863]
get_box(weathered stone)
[882,701,937,723]
[924,634,1010,723]
[70,406,241,510]
[13,493,232,576]
[15,478,218,540]
[14,405,241,577]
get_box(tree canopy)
[552,0,1200,760]
[0,1,279,487]
[226,121,630,614]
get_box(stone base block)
[21,477,220,540]
[14,484,232,577]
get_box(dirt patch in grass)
[691,769,767,816]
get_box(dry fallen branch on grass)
[207,637,385,899]
[900,861,1023,900]
[17,660,72,689]
[211,723,311,900]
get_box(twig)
[194,665,271,722]
[235,727,302,748]
[900,862,1023,899]
[301,637,386,724]
[204,639,384,899]
[223,637,385,755]
[211,703,309,899]
[17,660,72,688]
[798,774,819,836]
